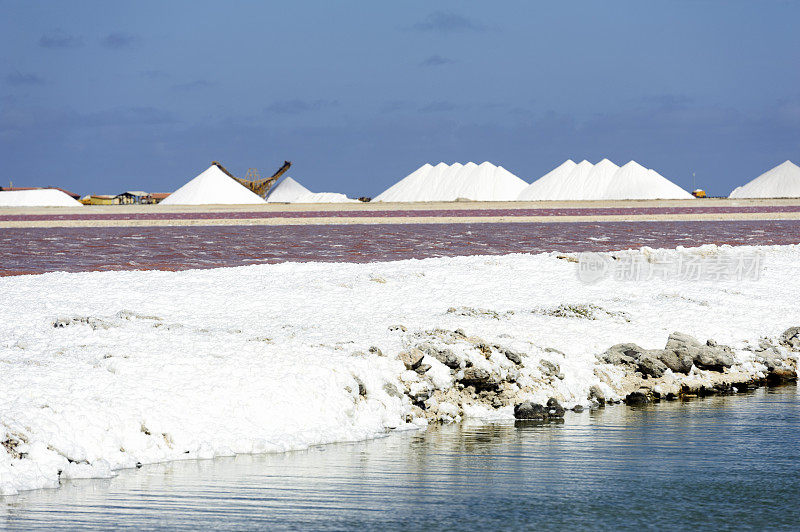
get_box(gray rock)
[589,385,606,405]
[459,367,498,390]
[762,352,785,372]
[414,363,432,375]
[546,398,565,417]
[454,328,467,337]
[418,343,460,369]
[637,354,668,378]
[572,404,585,413]
[665,331,736,371]
[399,348,424,370]
[780,327,800,350]
[625,391,650,405]
[539,359,561,377]
[601,343,645,365]
[514,402,546,420]
[656,349,694,374]
[368,346,384,357]
[665,331,703,352]
[693,345,736,370]
[501,348,523,365]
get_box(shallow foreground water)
[2,386,798,530]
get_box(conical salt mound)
[266,176,357,203]
[0,189,83,207]
[517,158,691,200]
[373,164,433,202]
[604,161,693,200]
[543,160,594,200]
[374,161,527,202]
[517,160,577,200]
[266,177,312,203]
[580,159,620,200]
[161,165,267,205]
[729,161,800,198]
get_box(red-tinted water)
[1,220,798,276]
[1,205,800,222]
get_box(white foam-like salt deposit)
[266,176,357,203]
[518,159,693,200]
[0,189,82,207]
[729,161,800,198]
[160,165,267,205]
[1,244,799,495]
[374,161,528,202]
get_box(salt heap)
[517,159,693,200]
[266,177,357,203]
[580,159,621,200]
[0,189,83,207]
[516,160,577,201]
[161,165,267,205]
[374,161,528,202]
[729,161,800,198]
[603,161,693,200]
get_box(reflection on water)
[2,220,800,276]
[2,387,798,530]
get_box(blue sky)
[1,0,799,197]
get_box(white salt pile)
[266,177,357,203]
[516,160,577,201]
[0,189,83,207]
[374,161,528,202]
[517,159,693,200]
[160,165,267,205]
[603,161,693,200]
[729,161,800,198]
[581,159,621,200]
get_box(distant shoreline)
[2,198,800,228]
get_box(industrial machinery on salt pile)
[211,160,292,199]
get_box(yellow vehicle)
[692,189,707,198]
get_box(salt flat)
[1,244,798,495]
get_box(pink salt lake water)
[2,219,799,276]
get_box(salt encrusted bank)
[1,244,799,495]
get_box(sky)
[1,0,799,197]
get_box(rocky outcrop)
[379,325,798,426]
[601,332,737,377]
[665,332,735,371]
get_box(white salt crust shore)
[1,244,799,495]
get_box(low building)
[149,193,171,203]
[81,195,120,205]
[116,191,152,205]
